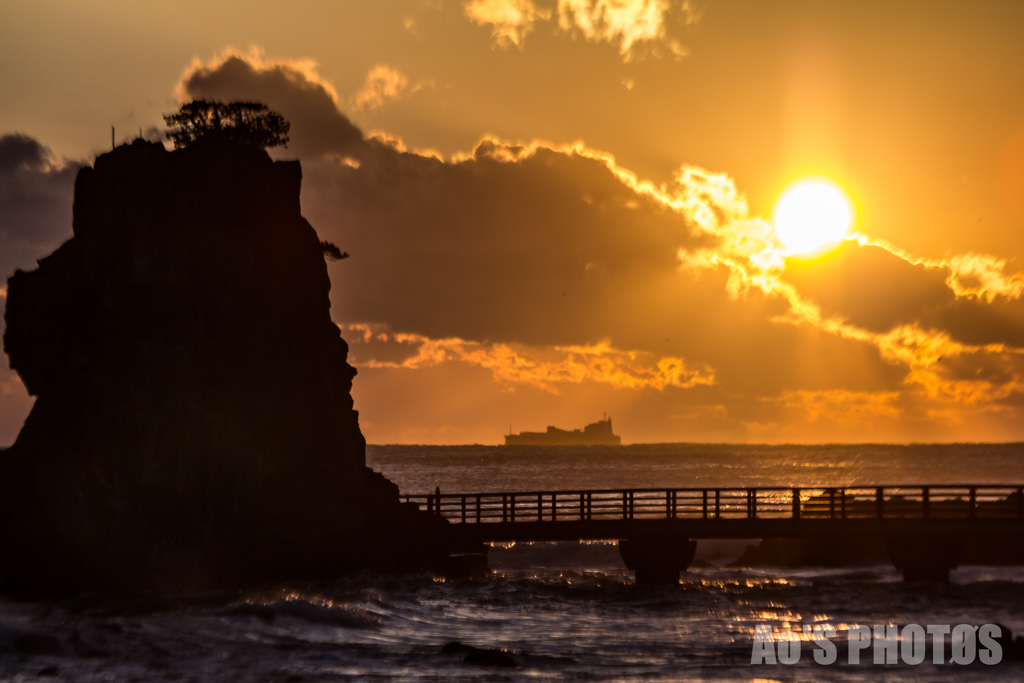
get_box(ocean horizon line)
[368,440,1024,448]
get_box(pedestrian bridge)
[403,485,1024,582]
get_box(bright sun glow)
[773,179,853,254]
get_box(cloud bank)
[6,48,1024,444]
[169,50,1024,443]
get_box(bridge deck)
[404,485,1024,543]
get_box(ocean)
[1,443,1023,681]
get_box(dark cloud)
[0,134,80,283]
[177,56,708,344]
[174,53,917,400]
[934,347,1022,385]
[926,296,1024,347]
[779,241,1024,351]
[315,138,905,395]
[0,133,81,446]
[179,55,364,158]
[0,134,48,174]
[314,144,704,346]
[781,243,954,333]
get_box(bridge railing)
[402,486,1024,524]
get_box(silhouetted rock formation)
[0,138,443,594]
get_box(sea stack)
[0,138,442,594]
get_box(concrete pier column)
[619,537,697,584]
[886,537,964,583]
[440,542,490,580]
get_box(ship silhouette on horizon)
[504,415,621,446]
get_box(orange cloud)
[352,65,409,111]
[364,129,445,161]
[561,0,679,59]
[945,253,1024,302]
[846,236,1024,303]
[464,0,552,48]
[342,324,714,393]
[776,389,902,423]
[461,0,696,59]
[667,164,1024,410]
[173,49,1024,439]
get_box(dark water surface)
[0,443,1022,681]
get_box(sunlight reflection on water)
[369,443,1024,494]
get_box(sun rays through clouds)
[164,47,1024,441]
[6,31,1024,444]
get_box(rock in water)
[0,139,441,594]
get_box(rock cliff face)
[1,139,438,593]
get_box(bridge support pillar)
[886,537,964,583]
[619,538,696,584]
[439,543,490,581]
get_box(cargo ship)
[504,416,621,446]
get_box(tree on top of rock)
[163,101,290,150]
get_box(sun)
[773,179,853,254]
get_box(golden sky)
[3,0,1024,444]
